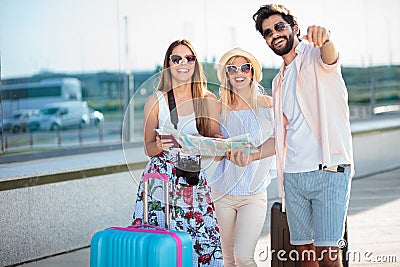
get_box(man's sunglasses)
[263,22,291,39]
[226,63,252,75]
[169,54,196,65]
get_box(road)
[1,111,399,154]
[1,120,137,152]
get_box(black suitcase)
[271,201,348,267]
[271,201,300,267]
[342,219,349,267]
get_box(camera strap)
[167,90,178,130]
[167,90,201,185]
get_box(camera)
[175,154,201,186]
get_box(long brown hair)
[157,39,211,137]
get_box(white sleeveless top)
[156,91,198,135]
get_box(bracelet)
[322,39,330,45]
[322,30,331,45]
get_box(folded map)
[155,127,259,156]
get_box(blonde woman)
[210,48,275,267]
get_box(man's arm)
[303,25,338,65]
[228,137,275,167]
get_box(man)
[253,4,354,267]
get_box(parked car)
[0,116,12,133]
[88,107,104,126]
[0,109,40,133]
[33,101,90,131]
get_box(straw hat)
[217,47,262,83]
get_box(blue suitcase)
[90,173,193,267]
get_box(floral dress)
[132,151,223,267]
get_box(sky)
[1,0,400,79]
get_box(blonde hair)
[219,56,262,122]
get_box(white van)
[33,101,90,131]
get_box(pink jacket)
[272,41,354,197]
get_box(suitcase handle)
[142,173,170,229]
[143,173,169,183]
[112,224,167,232]
[128,224,167,231]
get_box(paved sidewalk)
[19,168,400,267]
[255,168,400,267]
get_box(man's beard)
[269,32,295,56]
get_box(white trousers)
[212,189,267,267]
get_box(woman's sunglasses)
[226,63,252,75]
[263,22,291,39]
[169,54,196,65]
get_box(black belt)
[318,164,346,173]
